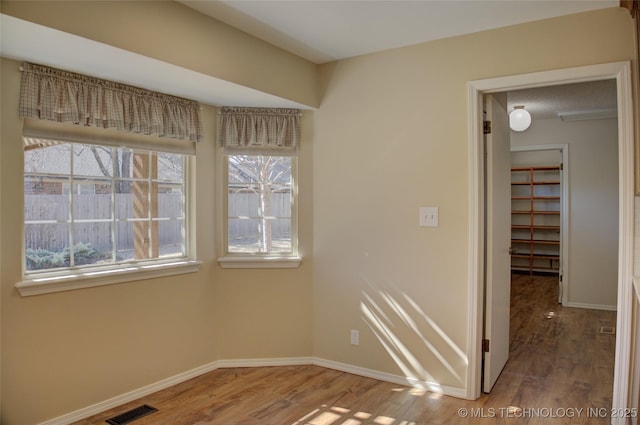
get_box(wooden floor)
[75,274,617,425]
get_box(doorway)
[466,61,634,422]
[510,146,567,304]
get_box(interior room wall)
[314,7,632,393]
[511,118,619,309]
[212,110,315,361]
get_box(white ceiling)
[508,79,618,121]
[178,0,617,64]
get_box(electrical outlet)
[350,330,359,345]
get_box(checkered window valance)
[19,62,203,143]
[218,107,300,152]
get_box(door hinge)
[483,121,492,134]
[560,162,564,170]
[482,339,490,352]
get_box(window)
[225,154,297,257]
[16,62,202,295]
[217,106,301,268]
[21,139,197,292]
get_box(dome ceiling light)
[509,105,531,132]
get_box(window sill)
[218,256,302,269]
[16,259,202,296]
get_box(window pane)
[73,180,112,219]
[268,157,292,184]
[226,154,294,255]
[25,222,69,252]
[24,140,188,274]
[228,188,260,217]
[25,143,70,174]
[157,184,183,218]
[73,144,113,177]
[228,155,259,184]
[157,219,184,257]
[117,148,145,180]
[25,176,70,221]
[228,218,260,252]
[116,221,135,261]
[266,187,291,218]
[73,222,113,265]
[156,153,183,182]
[270,218,292,252]
[25,223,69,271]
[116,182,149,220]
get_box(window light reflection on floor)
[292,404,424,425]
[373,416,396,425]
[293,403,419,425]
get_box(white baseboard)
[563,301,617,311]
[215,356,313,368]
[37,356,465,425]
[313,357,468,399]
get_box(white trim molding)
[467,62,635,422]
[313,357,468,399]
[215,357,313,368]
[17,260,202,296]
[563,302,618,311]
[218,256,302,269]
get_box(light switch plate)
[419,207,439,227]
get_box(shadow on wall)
[360,277,467,392]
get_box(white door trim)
[466,62,634,425]
[511,144,569,304]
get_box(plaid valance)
[19,62,203,143]
[218,107,300,150]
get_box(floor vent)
[106,404,158,425]
[600,325,615,335]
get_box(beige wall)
[0,0,318,108]
[313,7,633,390]
[512,118,619,309]
[213,111,315,361]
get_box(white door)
[483,94,511,393]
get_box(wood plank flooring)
[74,274,617,424]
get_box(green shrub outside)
[26,242,109,270]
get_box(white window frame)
[17,140,200,296]
[218,153,301,269]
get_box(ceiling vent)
[557,108,617,122]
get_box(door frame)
[510,144,569,304]
[466,62,634,421]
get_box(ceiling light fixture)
[509,105,531,132]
